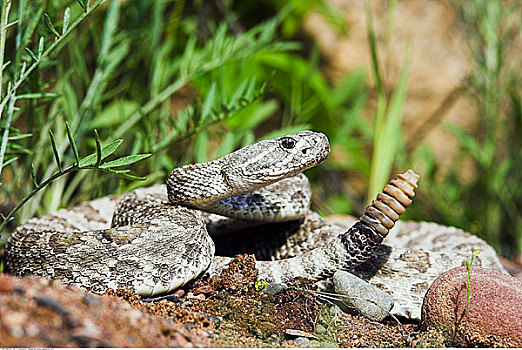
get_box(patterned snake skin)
[4,130,505,319]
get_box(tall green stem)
[0,0,11,102]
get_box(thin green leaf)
[63,7,70,34]
[100,154,151,169]
[5,20,18,29]
[31,163,39,187]
[230,79,249,106]
[48,130,62,171]
[3,156,17,167]
[65,122,79,165]
[6,143,32,155]
[38,37,44,58]
[44,13,60,38]
[24,47,38,62]
[8,133,32,140]
[75,0,86,11]
[2,60,10,70]
[16,92,58,100]
[103,168,145,181]
[201,82,217,120]
[78,139,123,167]
[94,129,102,167]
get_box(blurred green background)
[0,0,520,259]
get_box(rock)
[320,341,337,347]
[292,337,313,348]
[333,270,394,322]
[420,267,522,347]
[264,282,286,296]
[173,289,185,298]
[0,273,210,347]
[284,329,317,339]
[315,323,327,334]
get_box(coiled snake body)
[4,131,505,319]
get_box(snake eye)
[280,137,296,149]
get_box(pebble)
[206,315,222,327]
[192,284,212,294]
[269,334,282,346]
[333,270,394,322]
[320,341,337,347]
[186,292,205,300]
[181,300,193,307]
[315,324,327,334]
[293,337,313,348]
[284,329,317,339]
[264,283,286,296]
[173,289,185,298]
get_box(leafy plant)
[408,0,521,256]
[254,278,268,291]
[0,0,299,237]
[465,247,481,320]
[0,0,519,268]
[0,122,150,232]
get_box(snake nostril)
[302,148,309,155]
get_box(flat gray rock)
[333,270,394,322]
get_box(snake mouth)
[297,130,330,165]
[316,134,330,164]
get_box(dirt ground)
[1,254,425,348]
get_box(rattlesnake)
[4,131,505,320]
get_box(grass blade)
[94,129,102,167]
[31,163,39,187]
[103,168,146,181]
[65,122,80,165]
[48,130,62,171]
[38,37,44,58]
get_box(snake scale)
[4,131,506,319]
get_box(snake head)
[167,130,329,206]
[221,130,330,192]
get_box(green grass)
[409,0,521,256]
[465,248,481,321]
[0,0,520,261]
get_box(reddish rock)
[0,273,210,347]
[421,266,522,347]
